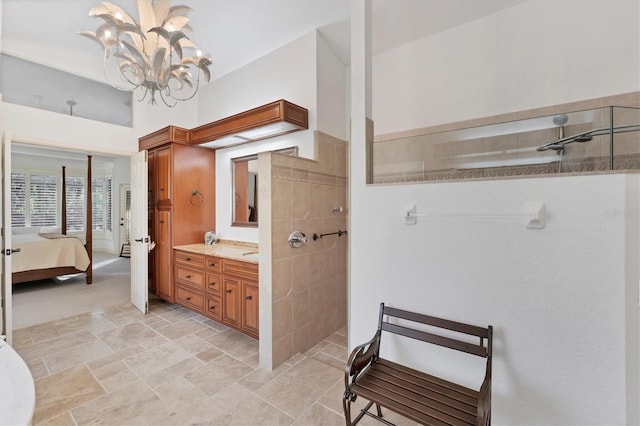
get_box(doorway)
[8,143,133,329]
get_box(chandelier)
[79,0,212,107]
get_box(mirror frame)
[231,146,298,227]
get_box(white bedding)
[11,233,90,273]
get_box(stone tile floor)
[14,299,415,425]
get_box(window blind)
[65,176,85,232]
[11,172,26,227]
[106,177,113,232]
[92,177,104,231]
[30,174,57,227]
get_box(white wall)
[197,31,318,130]
[373,0,640,135]
[350,0,640,424]
[317,31,347,141]
[199,30,344,243]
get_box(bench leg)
[343,392,353,426]
[376,403,383,418]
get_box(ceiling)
[2,0,525,78]
[0,0,524,135]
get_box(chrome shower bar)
[536,123,640,151]
[312,230,348,241]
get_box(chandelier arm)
[158,89,178,108]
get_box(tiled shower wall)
[373,91,640,183]
[265,131,348,368]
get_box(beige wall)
[264,131,348,368]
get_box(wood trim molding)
[190,99,308,146]
[139,126,190,150]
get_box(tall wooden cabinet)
[140,126,216,303]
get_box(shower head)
[536,143,565,152]
[574,134,593,142]
[552,113,569,127]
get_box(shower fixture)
[552,113,569,139]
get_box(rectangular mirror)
[231,147,298,227]
[232,154,258,227]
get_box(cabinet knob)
[185,257,191,261]
[209,263,215,267]
[245,295,253,300]
[209,306,216,311]
[185,296,191,301]
[185,275,191,279]
[209,282,216,287]
[225,289,232,294]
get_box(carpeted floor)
[12,252,131,329]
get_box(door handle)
[3,248,21,256]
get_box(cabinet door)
[155,210,173,302]
[242,281,259,338]
[156,146,171,201]
[222,277,241,329]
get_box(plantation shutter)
[92,177,104,230]
[106,177,113,232]
[65,176,85,232]
[30,174,57,227]
[11,172,26,227]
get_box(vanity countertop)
[174,242,259,264]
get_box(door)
[1,131,13,344]
[130,150,148,314]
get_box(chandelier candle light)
[79,0,212,106]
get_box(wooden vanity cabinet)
[174,252,206,313]
[223,259,259,339]
[173,249,259,338]
[140,127,215,303]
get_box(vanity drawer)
[175,251,205,268]
[175,286,204,313]
[205,295,222,322]
[206,256,222,274]
[222,258,259,279]
[205,273,222,295]
[175,265,205,290]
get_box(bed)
[12,156,93,285]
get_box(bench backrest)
[378,303,492,359]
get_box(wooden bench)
[343,303,493,426]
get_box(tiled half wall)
[261,131,348,369]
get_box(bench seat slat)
[377,359,479,400]
[358,375,477,424]
[367,364,477,416]
[352,380,474,426]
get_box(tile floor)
[13,299,415,426]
